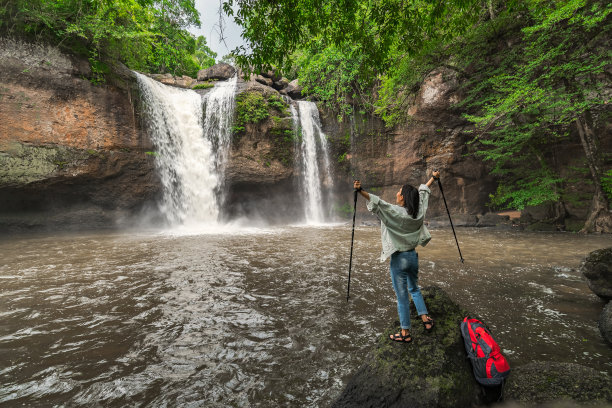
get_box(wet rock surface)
[333,286,612,408]
[332,286,484,408]
[504,361,612,404]
[580,247,612,301]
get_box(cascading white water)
[135,73,237,225]
[202,76,237,207]
[295,101,333,224]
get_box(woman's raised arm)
[425,170,441,188]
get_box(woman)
[353,170,440,343]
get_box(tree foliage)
[0,0,214,77]
[463,0,611,210]
[224,0,611,218]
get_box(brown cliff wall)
[321,68,497,222]
[0,39,160,231]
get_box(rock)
[332,286,485,408]
[254,74,273,87]
[0,40,160,231]
[260,69,281,81]
[286,79,303,99]
[504,361,612,404]
[564,216,585,232]
[197,63,236,81]
[600,301,612,345]
[580,248,612,300]
[407,67,460,119]
[427,214,478,228]
[476,212,510,227]
[526,221,559,232]
[272,77,290,91]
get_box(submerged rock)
[332,286,485,408]
[504,361,612,404]
[580,247,612,301]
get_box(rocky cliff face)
[0,42,606,231]
[0,39,160,231]
[320,67,610,230]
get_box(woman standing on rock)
[353,170,439,343]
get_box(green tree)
[464,0,612,232]
[194,35,216,68]
[0,0,209,77]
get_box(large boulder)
[197,63,236,81]
[580,248,612,300]
[504,361,612,404]
[600,301,612,345]
[285,79,303,99]
[476,212,511,227]
[427,214,478,228]
[331,286,486,408]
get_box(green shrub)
[192,82,214,90]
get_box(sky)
[188,0,246,60]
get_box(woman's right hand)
[353,180,361,190]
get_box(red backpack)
[460,316,511,386]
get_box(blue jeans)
[389,250,428,330]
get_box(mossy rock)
[332,286,485,408]
[526,221,558,232]
[0,142,87,186]
[564,217,585,232]
[504,361,612,404]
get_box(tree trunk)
[575,114,612,233]
[487,0,496,20]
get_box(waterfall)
[135,73,237,225]
[294,101,333,224]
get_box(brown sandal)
[390,330,412,343]
[422,316,434,332]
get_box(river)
[1,226,611,406]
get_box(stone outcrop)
[285,79,303,99]
[197,63,236,81]
[0,39,160,231]
[504,361,612,404]
[580,248,612,301]
[332,286,486,408]
[333,286,612,408]
[223,79,302,222]
[148,73,197,88]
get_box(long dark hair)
[401,184,419,218]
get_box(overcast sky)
[188,0,246,60]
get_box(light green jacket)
[366,184,432,262]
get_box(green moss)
[192,82,214,90]
[0,143,88,186]
[233,90,290,136]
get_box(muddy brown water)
[1,226,611,406]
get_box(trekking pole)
[346,188,358,302]
[436,175,464,263]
